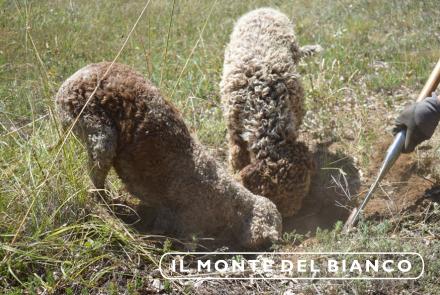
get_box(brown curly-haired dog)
[55,62,281,249]
[220,8,320,217]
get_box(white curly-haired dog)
[220,8,321,217]
[55,62,281,249]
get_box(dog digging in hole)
[55,62,281,249]
[220,8,322,217]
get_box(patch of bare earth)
[362,137,437,220]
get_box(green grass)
[1,0,439,293]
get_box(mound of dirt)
[362,137,435,219]
[284,134,440,235]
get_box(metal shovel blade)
[343,130,406,231]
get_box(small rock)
[152,279,164,291]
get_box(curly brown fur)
[220,8,318,217]
[55,62,281,249]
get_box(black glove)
[393,94,440,153]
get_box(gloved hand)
[393,93,440,153]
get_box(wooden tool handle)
[417,58,440,102]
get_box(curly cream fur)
[220,8,318,217]
[55,62,281,249]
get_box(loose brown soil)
[283,135,440,235]
[362,137,435,219]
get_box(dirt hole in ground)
[283,141,361,235]
[283,135,440,235]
